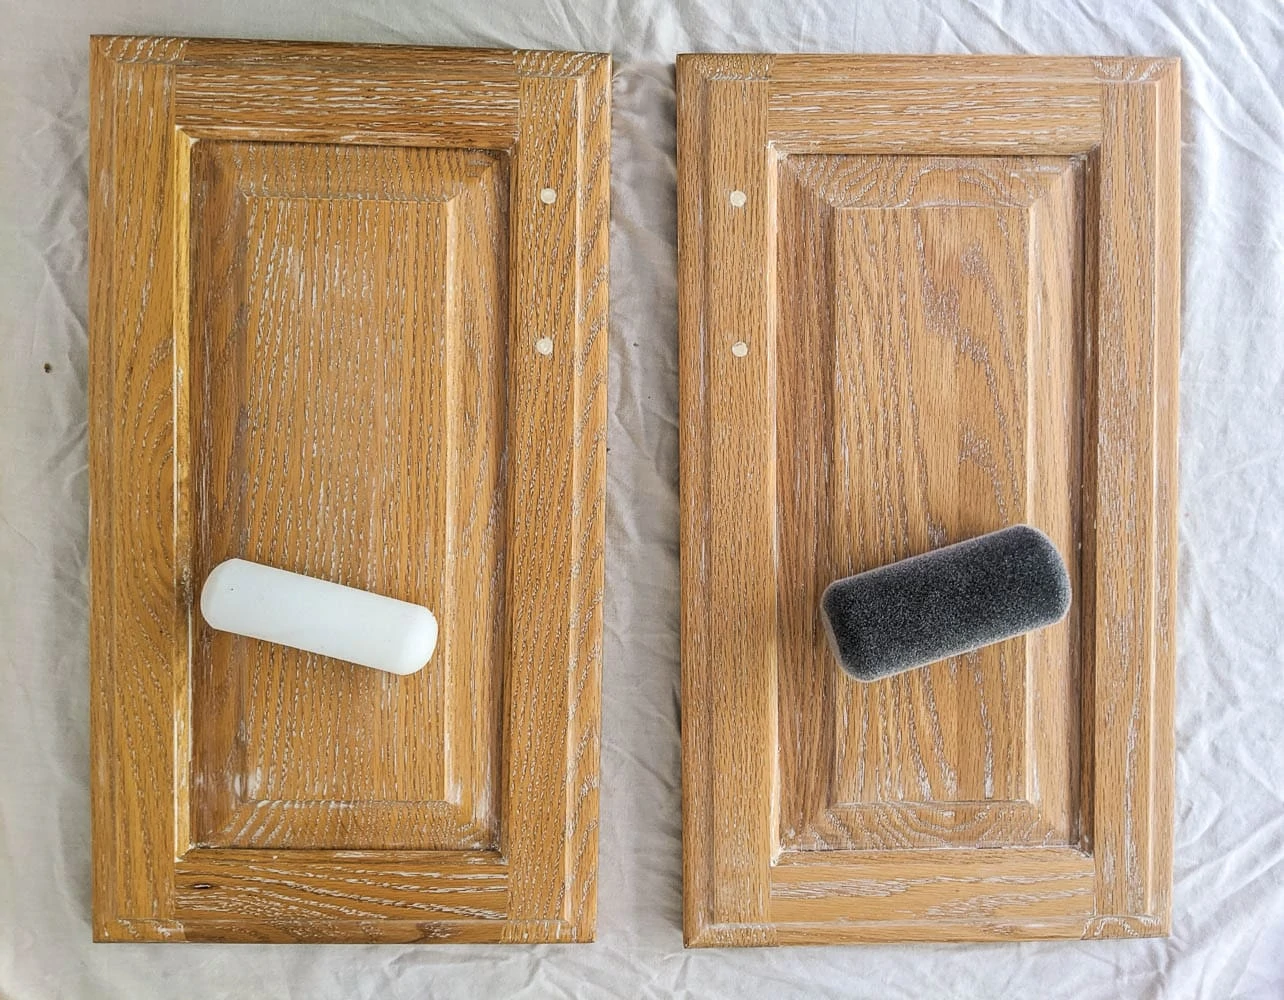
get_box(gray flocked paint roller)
[820,524,1071,683]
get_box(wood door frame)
[89,36,609,943]
[678,53,1179,946]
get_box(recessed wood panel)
[90,36,609,943]
[679,54,1179,945]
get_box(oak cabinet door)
[678,54,1179,945]
[89,37,608,943]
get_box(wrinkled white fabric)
[2,1,1283,997]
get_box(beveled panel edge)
[199,801,495,851]
[788,801,1066,853]
[779,152,1081,210]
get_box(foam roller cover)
[820,524,1071,683]
[200,559,438,676]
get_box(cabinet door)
[678,54,1178,945]
[89,37,609,943]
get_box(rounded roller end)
[386,608,439,676]
[821,524,1074,683]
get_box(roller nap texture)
[820,524,1071,683]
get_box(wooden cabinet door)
[678,54,1179,945]
[89,37,609,943]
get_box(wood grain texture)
[771,848,1095,930]
[90,37,186,930]
[171,39,522,148]
[174,850,508,923]
[89,36,609,943]
[187,141,505,851]
[1086,57,1181,934]
[677,53,781,947]
[766,55,1104,156]
[499,50,610,942]
[678,53,1179,946]
[774,154,1083,851]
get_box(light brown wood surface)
[89,36,609,943]
[678,54,1179,945]
[187,141,505,852]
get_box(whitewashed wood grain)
[90,36,609,944]
[679,52,1179,946]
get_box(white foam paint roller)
[199,559,438,676]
